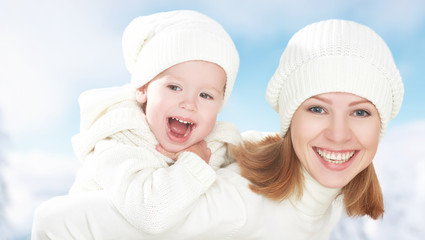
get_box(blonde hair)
[231,130,384,219]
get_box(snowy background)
[1,0,424,239]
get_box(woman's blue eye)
[200,92,212,99]
[353,109,370,117]
[168,85,181,91]
[309,106,325,114]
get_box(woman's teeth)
[316,148,355,164]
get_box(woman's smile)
[315,147,356,164]
[312,146,359,172]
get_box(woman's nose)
[324,116,352,143]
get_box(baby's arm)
[91,137,218,234]
[156,140,211,163]
[32,166,248,240]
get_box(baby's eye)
[168,85,181,91]
[200,92,213,100]
[309,106,325,114]
[353,109,370,117]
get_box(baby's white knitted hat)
[266,19,404,137]
[122,10,239,109]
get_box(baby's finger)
[156,145,178,160]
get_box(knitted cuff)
[175,151,217,190]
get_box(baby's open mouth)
[168,117,195,138]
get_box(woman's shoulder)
[242,130,278,142]
[215,163,254,190]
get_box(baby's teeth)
[173,118,192,125]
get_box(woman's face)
[290,92,381,188]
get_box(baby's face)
[136,60,226,153]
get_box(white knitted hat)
[266,19,404,138]
[122,10,239,109]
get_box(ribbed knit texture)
[122,10,239,110]
[266,20,404,137]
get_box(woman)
[234,18,404,221]
[32,19,403,240]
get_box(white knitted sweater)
[69,85,242,234]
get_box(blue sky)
[1,0,424,154]
[1,0,425,238]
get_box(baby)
[32,9,241,239]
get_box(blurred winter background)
[1,0,424,239]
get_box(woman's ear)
[136,85,148,104]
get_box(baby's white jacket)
[69,84,243,234]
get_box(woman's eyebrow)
[310,96,372,107]
[310,96,332,104]
[349,100,372,107]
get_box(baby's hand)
[156,140,211,164]
[155,145,179,160]
[184,141,211,163]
